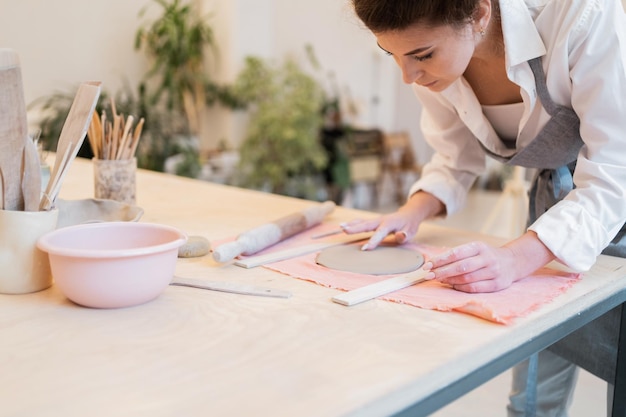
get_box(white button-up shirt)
[408,0,626,271]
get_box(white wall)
[0,0,150,115]
[0,0,431,162]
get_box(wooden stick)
[110,96,117,119]
[100,111,107,159]
[111,114,120,159]
[87,110,100,159]
[331,269,430,306]
[127,117,144,158]
[116,115,134,160]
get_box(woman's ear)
[473,0,492,33]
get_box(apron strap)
[528,165,575,223]
[528,58,559,116]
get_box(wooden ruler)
[331,269,430,306]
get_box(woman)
[346,0,626,415]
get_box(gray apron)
[479,57,624,384]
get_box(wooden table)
[2,157,626,417]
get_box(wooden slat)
[331,269,430,306]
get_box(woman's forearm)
[503,230,557,281]
[401,190,446,223]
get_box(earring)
[479,27,486,37]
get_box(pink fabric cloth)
[230,226,581,325]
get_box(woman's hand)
[340,191,445,250]
[341,207,420,250]
[423,231,557,293]
[422,241,517,292]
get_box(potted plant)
[134,0,217,136]
[134,0,230,176]
[230,55,328,198]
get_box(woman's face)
[376,22,477,92]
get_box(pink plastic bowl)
[37,222,187,308]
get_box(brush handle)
[212,201,336,263]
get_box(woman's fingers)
[424,242,488,281]
[340,218,390,250]
[423,241,516,292]
[394,230,408,244]
[428,242,481,268]
[340,218,380,234]
[361,227,393,250]
[342,216,415,251]
[449,279,508,293]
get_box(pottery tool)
[87,97,145,161]
[311,228,344,239]
[212,201,336,263]
[171,276,292,298]
[40,81,101,210]
[21,135,41,211]
[234,232,371,268]
[0,49,29,211]
[331,269,430,306]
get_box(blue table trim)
[613,303,626,416]
[392,291,626,417]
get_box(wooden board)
[0,49,28,210]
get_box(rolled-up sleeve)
[408,87,487,216]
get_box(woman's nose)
[398,60,423,84]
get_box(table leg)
[613,303,626,417]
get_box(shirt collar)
[500,0,547,67]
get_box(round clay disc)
[316,244,424,275]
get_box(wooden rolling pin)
[212,201,336,263]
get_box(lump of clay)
[178,235,210,258]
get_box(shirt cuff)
[528,200,610,271]
[408,175,468,217]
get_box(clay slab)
[316,244,424,275]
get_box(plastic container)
[37,221,187,308]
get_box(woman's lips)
[419,80,437,88]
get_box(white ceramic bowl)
[37,222,187,308]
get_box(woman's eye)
[413,53,433,62]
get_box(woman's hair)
[352,0,482,32]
